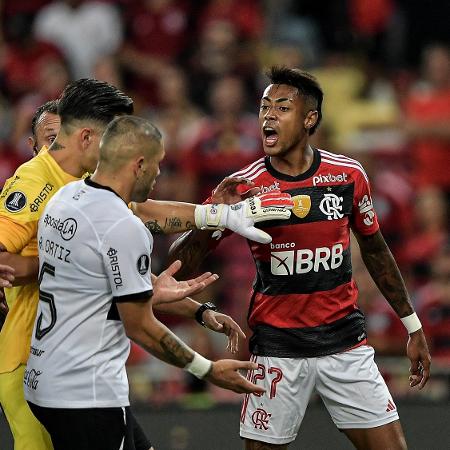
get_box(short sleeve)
[101,217,153,302]
[351,169,379,236]
[0,171,48,252]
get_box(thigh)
[28,403,128,450]
[240,355,315,446]
[316,346,400,430]
[342,420,407,450]
[0,366,53,450]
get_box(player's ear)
[304,110,318,132]
[28,137,38,156]
[80,128,94,148]
[134,156,145,178]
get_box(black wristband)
[195,302,217,326]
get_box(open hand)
[206,359,265,394]
[152,260,218,305]
[202,310,246,354]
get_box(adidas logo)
[386,399,396,412]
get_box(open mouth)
[263,126,279,147]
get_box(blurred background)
[0,0,449,448]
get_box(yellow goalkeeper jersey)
[0,147,78,373]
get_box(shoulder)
[317,148,369,183]
[228,157,267,181]
[0,157,51,219]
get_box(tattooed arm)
[132,199,197,235]
[355,230,431,389]
[117,298,263,394]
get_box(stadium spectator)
[1,12,63,101]
[33,0,123,78]
[119,0,192,105]
[403,44,450,194]
[417,245,450,361]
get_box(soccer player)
[29,100,60,156]
[24,116,267,450]
[0,79,134,450]
[168,67,432,450]
[0,78,292,450]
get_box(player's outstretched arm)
[132,192,293,243]
[355,230,431,389]
[117,300,264,395]
[151,262,245,352]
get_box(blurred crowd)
[0,0,449,404]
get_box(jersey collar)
[84,177,127,205]
[265,147,321,182]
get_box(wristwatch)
[195,302,218,327]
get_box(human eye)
[47,135,57,144]
[278,106,289,112]
[260,104,269,111]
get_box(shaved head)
[98,116,162,171]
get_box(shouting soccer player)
[169,67,432,450]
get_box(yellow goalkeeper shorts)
[0,364,53,450]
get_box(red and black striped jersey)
[226,148,379,357]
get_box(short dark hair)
[57,78,134,127]
[31,100,59,137]
[266,66,323,135]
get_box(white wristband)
[184,352,212,379]
[400,312,422,334]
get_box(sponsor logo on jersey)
[23,368,42,390]
[30,346,45,357]
[43,214,77,241]
[4,191,27,212]
[358,194,375,226]
[251,408,271,430]
[137,254,150,275]
[271,243,344,275]
[259,181,280,194]
[0,175,20,199]
[107,247,123,289]
[319,193,344,220]
[30,183,54,212]
[292,194,311,218]
[312,172,348,186]
[72,189,86,201]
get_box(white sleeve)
[101,217,153,303]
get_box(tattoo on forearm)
[160,332,194,367]
[145,220,164,234]
[49,140,65,151]
[359,232,413,317]
[164,217,182,230]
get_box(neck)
[48,137,85,178]
[270,142,314,177]
[90,170,132,204]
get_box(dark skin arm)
[355,230,431,389]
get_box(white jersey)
[24,178,153,408]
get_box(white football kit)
[24,178,153,408]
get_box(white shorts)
[240,345,399,445]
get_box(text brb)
[271,243,344,275]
